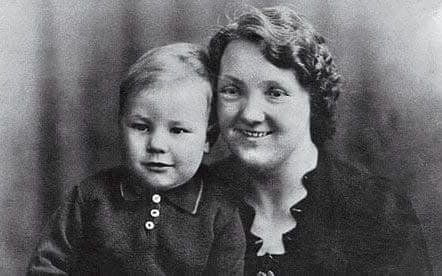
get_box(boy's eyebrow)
[127,115,197,126]
[125,114,151,123]
[168,119,198,127]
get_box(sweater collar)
[119,166,205,215]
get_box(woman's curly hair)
[208,6,342,146]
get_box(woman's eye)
[267,88,287,98]
[170,127,189,134]
[219,86,240,98]
[131,123,149,132]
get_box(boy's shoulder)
[198,164,241,210]
[77,166,128,203]
[157,164,239,216]
[206,158,247,202]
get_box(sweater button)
[152,194,161,203]
[150,209,160,217]
[144,221,155,230]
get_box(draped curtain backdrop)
[1,0,441,274]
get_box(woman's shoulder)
[325,154,424,234]
[326,155,392,200]
[321,154,421,226]
[325,155,432,273]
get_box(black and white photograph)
[1,0,441,275]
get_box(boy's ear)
[204,141,210,153]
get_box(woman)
[208,5,432,275]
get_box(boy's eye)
[131,123,149,132]
[218,86,241,99]
[170,127,189,134]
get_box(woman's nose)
[146,130,169,153]
[239,93,265,124]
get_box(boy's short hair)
[119,43,218,145]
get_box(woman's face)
[217,39,313,169]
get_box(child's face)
[121,77,211,190]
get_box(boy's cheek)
[120,132,145,162]
[124,137,145,156]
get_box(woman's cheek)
[218,101,240,123]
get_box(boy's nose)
[146,131,169,153]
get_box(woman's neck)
[243,142,318,213]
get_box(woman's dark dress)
[210,151,432,275]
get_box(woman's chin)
[231,148,279,170]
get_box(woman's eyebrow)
[218,75,243,85]
[263,80,287,89]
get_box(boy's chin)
[139,177,181,191]
[126,164,195,191]
[135,172,187,191]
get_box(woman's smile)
[234,128,272,138]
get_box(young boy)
[27,43,245,275]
